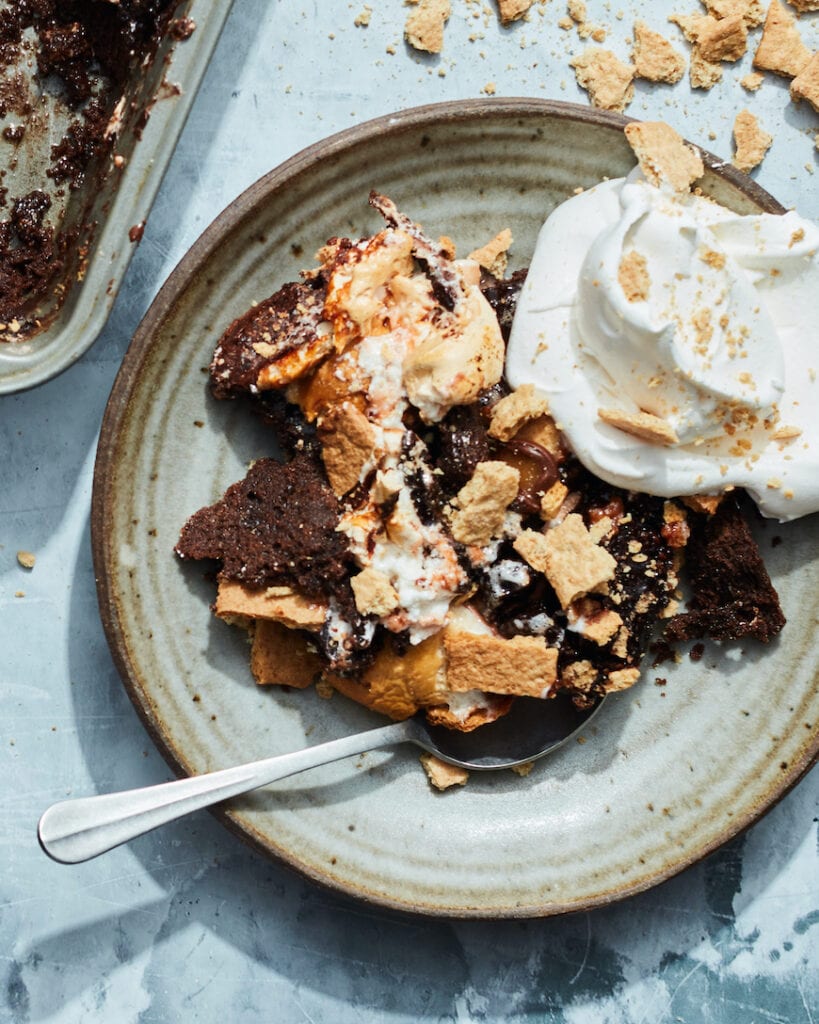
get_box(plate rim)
[91,97,816,918]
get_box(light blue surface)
[2,1,817,1020]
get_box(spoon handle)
[38,719,416,864]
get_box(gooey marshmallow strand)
[506,172,819,521]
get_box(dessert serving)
[175,122,802,744]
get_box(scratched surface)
[1,1,818,1021]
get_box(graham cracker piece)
[496,0,534,24]
[16,550,36,569]
[468,228,513,277]
[570,48,636,112]
[632,21,687,83]
[450,461,520,546]
[791,52,819,111]
[351,567,399,617]
[668,14,724,88]
[569,598,624,645]
[696,14,748,61]
[513,515,617,608]
[317,401,375,497]
[426,695,513,732]
[733,109,773,171]
[605,667,641,691]
[216,580,326,630]
[487,384,552,442]
[785,0,819,12]
[568,0,587,22]
[624,121,704,193]
[420,753,469,789]
[250,619,323,688]
[740,70,765,89]
[541,480,569,521]
[703,0,765,24]
[516,414,563,459]
[618,250,651,302]
[443,631,559,697]
[561,660,598,692]
[753,0,811,77]
[682,493,724,514]
[404,0,450,53]
[598,406,680,445]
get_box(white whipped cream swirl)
[507,174,819,521]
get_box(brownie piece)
[175,452,350,602]
[664,496,785,644]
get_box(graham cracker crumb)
[618,250,651,302]
[668,14,725,88]
[753,0,811,77]
[598,406,680,445]
[568,0,587,22]
[740,70,765,89]
[420,752,469,789]
[514,514,617,608]
[497,0,534,23]
[569,597,624,645]
[354,6,372,27]
[681,493,724,514]
[733,108,774,171]
[771,424,803,440]
[606,667,641,691]
[405,0,451,54]
[351,567,399,617]
[561,659,598,692]
[450,461,521,546]
[318,402,376,497]
[517,414,563,459]
[624,121,705,192]
[250,619,323,688]
[511,761,534,777]
[468,228,513,277]
[632,20,687,83]
[696,14,748,61]
[444,631,559,696]
[570,48,636,112]
[790,52,819,112]
[16,550,36,569]
[488,383,552,441]
[784,0,819,12]
[541,480,569,520]
[703,0,765,25]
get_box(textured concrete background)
[2,0,818,1021]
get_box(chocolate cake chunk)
[210,275,329,399]
[664,497,785,644]
[175,452,350,601]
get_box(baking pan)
[0,0,234,395]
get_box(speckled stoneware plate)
[92,99,819,918]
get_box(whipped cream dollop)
[507,173,819,520]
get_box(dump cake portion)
[175,190,785,732]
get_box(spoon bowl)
[38,693,604,864]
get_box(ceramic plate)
[93,99,819,917]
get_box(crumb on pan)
[496,0,534,24]
[16,550,36,569]
[790,52,819,112]
[733,108,774,171]
[753,0,811,77]
[570,48,636,112]
[632,20,687,83]
[405,0,451,53]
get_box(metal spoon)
[38,693,604,864]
